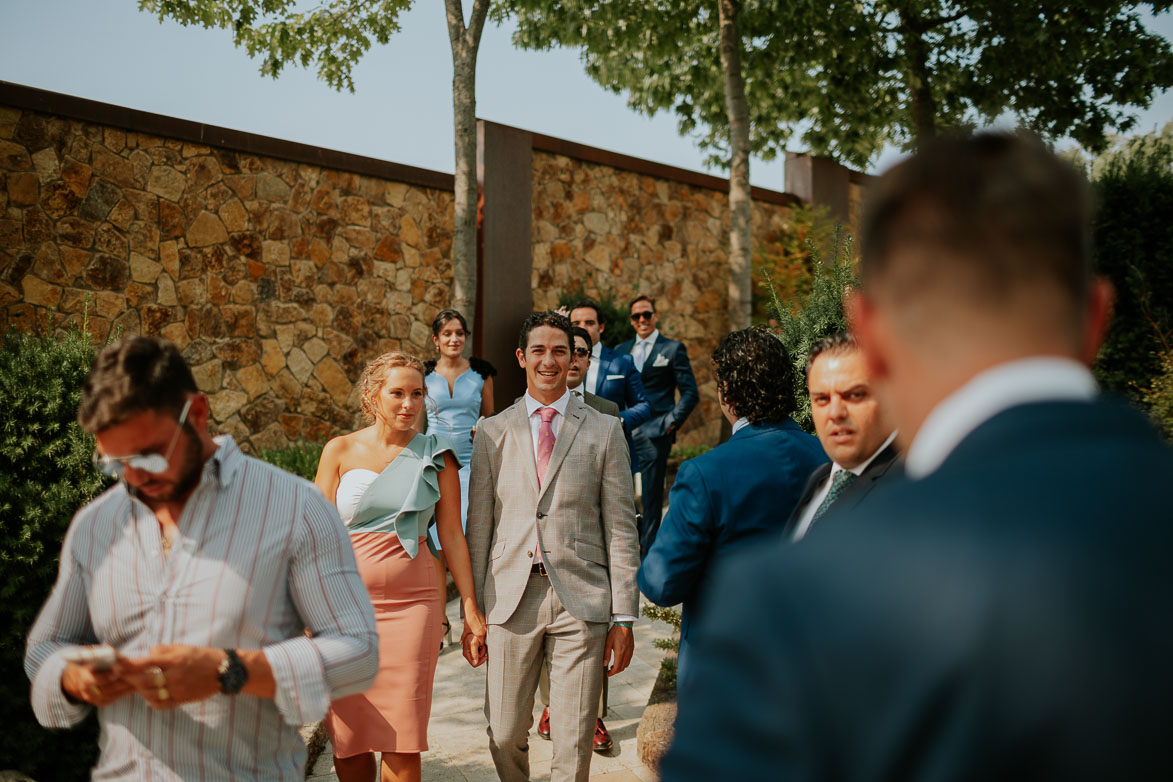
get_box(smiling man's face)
[808,348,889,470]
[517,324,571,403]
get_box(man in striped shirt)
[24,336,378,781]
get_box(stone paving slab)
[308,596,671,781]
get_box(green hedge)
[0,326,106,779]
[257,441,324,482]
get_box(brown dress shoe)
[593,718,613,752]
[537,706,551,740]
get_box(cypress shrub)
[0,326,107,779]
[257,441,325,481]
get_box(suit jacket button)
[537,512,546,518]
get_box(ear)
[187,392,212,432]
[516,347,526,368]
[845,289,889,383]
[1080,276,1116,366]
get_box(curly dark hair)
[517,311,574,352]
[712,326,797,424]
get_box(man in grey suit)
[467,311,641,782]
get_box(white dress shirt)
[631,329,660,371]
[586,341,603,394]
[791,430,898,541]
[731,416,751,436]
[905,357,1098,480]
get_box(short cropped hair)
[567,299,603,321]
[629,294,655,312]
[78,337,198,433]
[805,331,859,378]
[359,352,427,422]
[712,327,797,424]
[431,308,469,336]
[518,311,574,353]
[860,132,1092,328]
[570,326,593,348]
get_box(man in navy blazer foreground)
[661,133,1173,781]
[637,326,826,691]
[569,299,651,474]
[616,295,699,554]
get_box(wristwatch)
[217,649,248,695]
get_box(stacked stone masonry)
[0,105,454,452]
[530,150,793,448]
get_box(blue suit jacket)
[593,344,652,472]
[637,419,827,658]
[661,398,1173,781]
[615,334,699,440]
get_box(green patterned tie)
[810,469,858,525]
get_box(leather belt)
[531,562,548,577]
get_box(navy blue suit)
[662,398,1173,781]
[592,344,651,475]
[637,419,827,688]
[616,334,699,551]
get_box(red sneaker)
[593,718,613,753]
[537,706,551,740]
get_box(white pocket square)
[606,374,625,380]
[652,354,670,367]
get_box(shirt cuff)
[31,650,91,729]
[263,636,329,727]
[611,615,638,624]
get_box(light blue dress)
[425,366,485,546]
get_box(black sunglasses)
[630,311,655,321]
[572,347,590,357]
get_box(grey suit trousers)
[486,573,608,782]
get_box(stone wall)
[0,102,454,451]
[530,150,793,447]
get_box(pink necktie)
[536,407,557,487]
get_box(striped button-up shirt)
[25,436,378,781]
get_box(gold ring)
[89,685,101,698]
[157,687,170,701]
[152,670,166,688]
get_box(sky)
[1,1,1171,188]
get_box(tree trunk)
[445,0,490,342]
[718,0,752,333]
[900,8,936,146]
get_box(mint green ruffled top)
[346,432,460,558]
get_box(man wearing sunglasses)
[25,336,378,781]
[616,295,698,555]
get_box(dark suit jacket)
[661,398,1173,781]
[782,441,901,537]
[616,334,699,440]
[579,390,621,420]
[593,344,651,472]
[637,419,827,658]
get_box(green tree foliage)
[0,326,107,780]
[766,230,859,433]
[752,203,836,323]
[500,0,1173,169]
[257,441,325,481]
[1086,125,1173,401]
[1144,352,1173,438]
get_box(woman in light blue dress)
[423,309,495,620]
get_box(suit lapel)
[538,396,586,503]
[511,402,541,496]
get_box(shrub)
[641,604,682,688]
[765,228,860,433]
[256,441,325,481]
[1144,351,1173,439]
[752,203,836,324]
[0,325,106,779]
[557,282,635,348]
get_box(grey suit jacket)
[467,393,640,624]
[579,390,621,420]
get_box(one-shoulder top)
[334,432,460,559]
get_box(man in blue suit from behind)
[616,295,699,555]
[661,134,1173,781]
[637,326,827,689]
[569,299,652,478]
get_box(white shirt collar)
[591,341,602,359]
[635,330,660,348]
[905,357,1097,480]
[731,417,751,436]
[842,430,898,477]
[524,387,572,418]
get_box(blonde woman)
[315,352,487,782]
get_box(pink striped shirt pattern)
[24,436,378,781]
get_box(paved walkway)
[308,595,673,782]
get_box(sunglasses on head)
[630,311,655,321]
[92,398,193,478]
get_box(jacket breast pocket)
[574,538,608,566]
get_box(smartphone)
[62,644,119,671]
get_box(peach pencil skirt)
[325,532,444,756]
